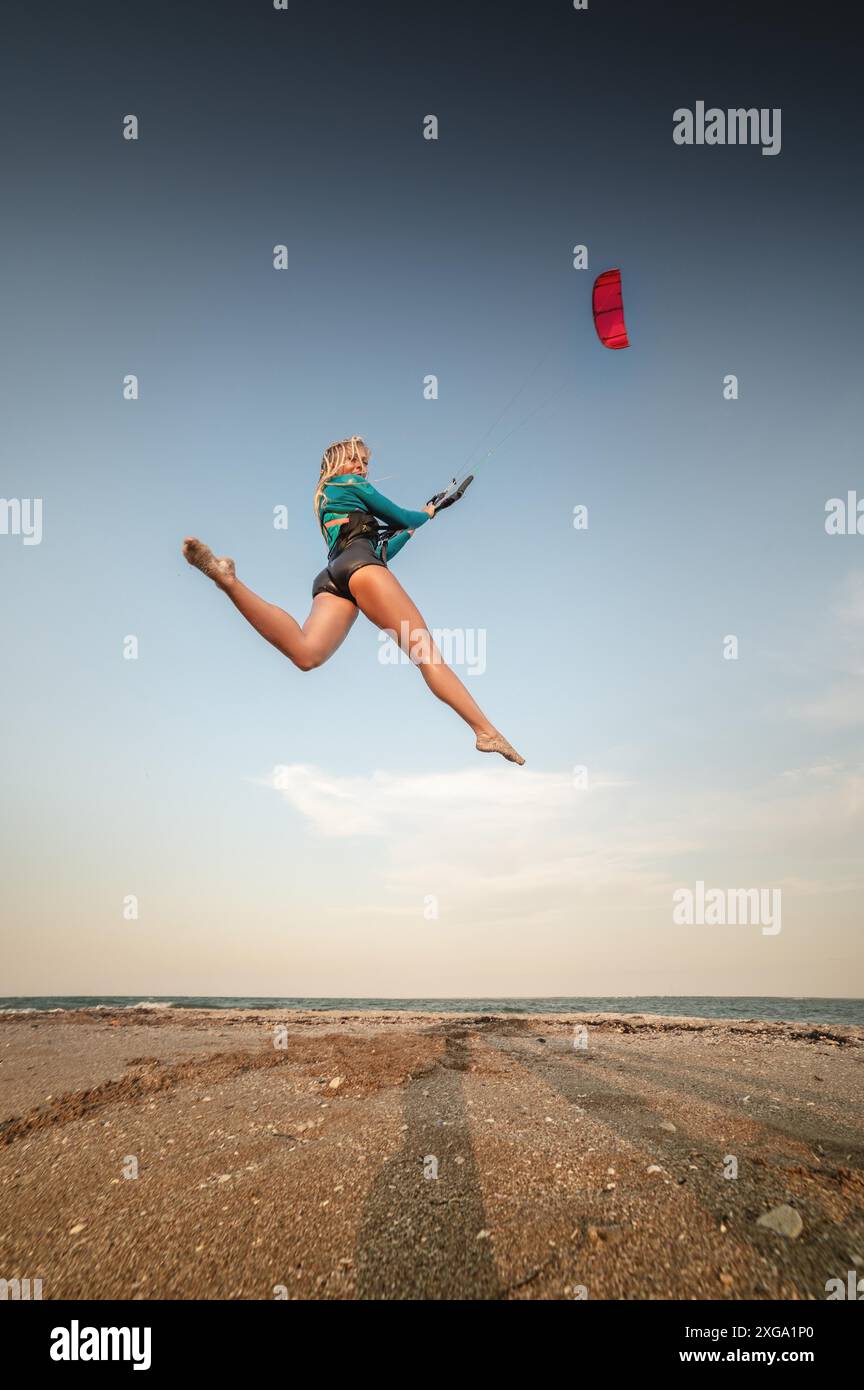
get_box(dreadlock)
[313,435,367,535]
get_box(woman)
[183,435,524,763]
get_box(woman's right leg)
[348,563,524,761]
[183,538,357,670]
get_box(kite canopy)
[592,268,630,349]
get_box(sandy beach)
[1,1007,862,1300]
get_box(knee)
[294,648,324,672]
[407,629,438,667]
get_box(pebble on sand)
[756,1204,803,1239]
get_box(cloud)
[782,760,844,781]
[258,763,690,922]
[262,763,630,839]
[257,759,864,932]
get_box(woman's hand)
[424,503,436,518]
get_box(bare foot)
[476,731,525,765]
[182,537,236,590]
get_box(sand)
[1,1007,862,1300]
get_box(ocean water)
[1,996,862,1026]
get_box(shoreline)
[2,1003,862,1047]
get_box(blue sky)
[2,0,862,996]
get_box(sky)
[1,0,862,997]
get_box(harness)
[327,509,384,558]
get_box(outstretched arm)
[379,527,414,561]
[355,480,432,532]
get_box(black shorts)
[311,538,387,605]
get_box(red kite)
[592,268,630,349]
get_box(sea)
[0,996,862,1026]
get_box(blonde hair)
[313,435,367,533]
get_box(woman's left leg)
[183,538,357,669]
[225,582,358,669]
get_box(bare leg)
[348,564,524,762]
[183,538,357,670]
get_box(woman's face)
[346,444,370,477]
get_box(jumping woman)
[182,435,524,763]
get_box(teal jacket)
[318,478,430,561]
